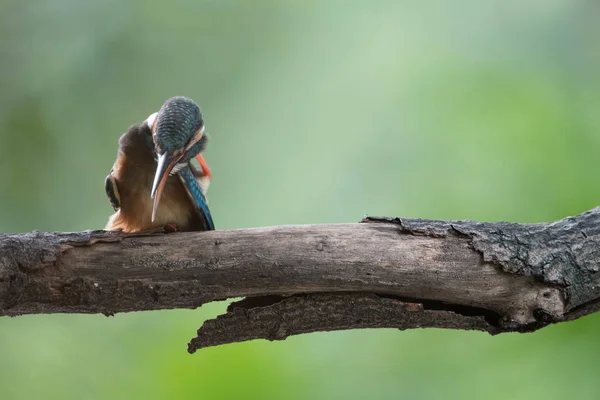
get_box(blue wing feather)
[179,166,215,231]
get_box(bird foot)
[163,223,181,233]
[135,225,181,235]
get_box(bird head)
[146,96,211,222]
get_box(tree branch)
[1,208,600,352]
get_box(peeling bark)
[188,293,496,353]
[1,208,600,351]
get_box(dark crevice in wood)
[374,293,503,327]
[226,295,286,311]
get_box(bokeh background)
[1,0,600,399]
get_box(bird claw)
[163,223,181,233]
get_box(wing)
[105,171,121,211]
[178,165,215,231]
[104,122,152,213]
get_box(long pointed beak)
[151,152,182,222]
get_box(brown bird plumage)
[105,121,210,232]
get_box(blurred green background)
[1,0,600,399]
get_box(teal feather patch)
[179,166,215,231]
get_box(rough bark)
[1,208,599,352]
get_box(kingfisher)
[104,96,215,233]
